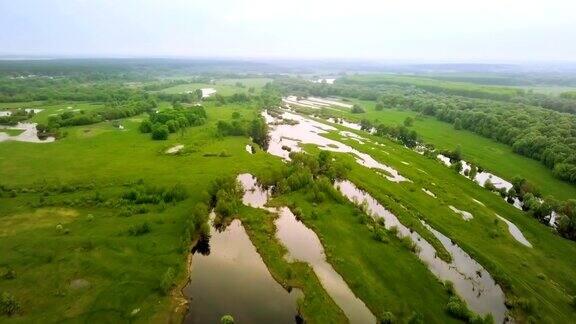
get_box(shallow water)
[263,110,407,182]
[436,154,524,211]
[200,88,217,98]
[422,188,436,198]
[496,214,532,248]
[335,180,507,323]
[312,78,336,85]
[166,144,184,154]
[327,118,362,130]
[184,212,301,324]
[307,96,352,108]
[449,205,474,221]
[238,174,376,324]
[24,108,43,114]
[0,122,55,143]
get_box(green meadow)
[159,78,272,96]
[1,74,576,324]
[323,99,576,201]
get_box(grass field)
[0,129,25,136]
[2,84,576,324]
[314,121,576,322]
[159,78,272,96]
[0,102,284,322]
[323,99,576,201]
[343,74,523,100]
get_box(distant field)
[159,78,271,96]
[343,74,523,100]
[328,99,576,201]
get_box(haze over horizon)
[1,0,575,62]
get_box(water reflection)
[184,212,301,324]
[335,180,508,323]
[496,214,532,248]
[238,174,377,324]
[263,110,407,183]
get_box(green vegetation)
[2,61,576,324]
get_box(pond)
[335,180,508,323]
[184,212,302,323]
[238,174,377,324]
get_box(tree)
[375,102,384,111]
[249,117,269,150]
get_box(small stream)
[238,173,377,324]
[184,212,301,323]
[335,180,508,323]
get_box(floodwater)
[436,154,524,211]
[263,110,407,182]
[282,96,353,110]
[166,144,184,154]
[437,154,513,191]
[184,212,301,324]
[238,174,377,324]
[422,188,436,198]
[335,180,507,323]
[0,122,55,143]
[326,117,376,134]
[449,205,474,221]
[496,214,532,248]
[24,108,43,113]
[312,78,336,84]
[200,88,217,98]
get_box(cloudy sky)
[1,0,575,61]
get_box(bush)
[139,120,152,133]
[380,311,396,323]
[1,267,16,280]
[445,296,470,320]
[0,292,21,316]
[351,104,365,113]
[221,314,234,324]
[151,124,169,140]
[407,311,424,324]
[128,222,151,236]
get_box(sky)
[1,0,575,62]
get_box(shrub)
[407,311,424,324]
[380,311,396,323]
[445,296,470,320]
[351,104,365,113]
[221,314,234,324]
[0,292,21,316]
[151,124,169,140]
[128,222,151,236]
[139,120,152,133]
